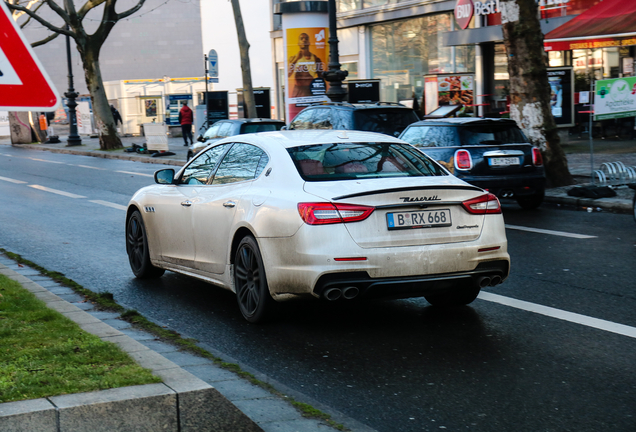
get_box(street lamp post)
[65,24,81,146]
[324,0,348,103]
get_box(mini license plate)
[386,209,452,230]
[488,157,520,166]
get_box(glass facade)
[370,14,474,102]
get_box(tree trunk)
[230,0,257,118]
[79,45,122,150]
[500,0,573,187]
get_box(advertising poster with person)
[286,27,329,119]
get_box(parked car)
[189,118,285,160]
[126,130,510,323]
[399,118,546,209]
[287,102,420,137]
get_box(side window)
[203,123,221,140]
[313,108,332,130]
[289,109,315,130]
[331,109,352,129]
[402,126,458,147]
[212,144,268,185]
[180,143,231,185]
[217,122,233,138]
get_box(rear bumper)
[457,173,546,197]
[313,260,509,300]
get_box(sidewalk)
[0,254,368,432]
[1,129,634,214]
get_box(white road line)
[89,200,127,211]
[29,158,65,164]
[505,224,597,239]
[28,184,86,199]
[479,291,636,339]
[116,170,154,178]
[0,175,27,184]
[77,165,107,170]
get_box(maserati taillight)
[455,149,472,170]
[298,203,375,225]
[461,193,502,214]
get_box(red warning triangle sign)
[0,1,60,111]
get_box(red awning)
[545,0,636,41]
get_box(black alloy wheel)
[234,236,277,323]
[126,210,165,279]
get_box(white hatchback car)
[126,130,510,323]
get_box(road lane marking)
[0,176,27,184]
[28,184,86,198]
[77,165,107,170]
[479,291,636,339]
[89,200,127,211]
[116,170,154,177]
[29,157,65,164]
[505,224,597,239]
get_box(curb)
[0,262,262,432]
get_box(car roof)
[408,117,518,126]
[308,102,413,111]
[221,130,407,149]
[214,118,285,124]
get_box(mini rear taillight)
[532,147,543,167]
[298,203,375,225]
[455,149,472,170]
[461,193,502,214]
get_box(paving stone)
[101,318,132,330]
[87,311,121,320]
[129,349,180,372]
[78,322,123,338]
[0,398,56,432]
[36,280,65,288]
[260,419,336,432]
[70,301,95,311]
[138,339,179,353]
[47,285,76,295]
[19,281,48,293]
[33,291,62,302]
[210,379,272,401]
[50,384,178,432]
[160,350,215,367]
[232,398,301,424]
[62,310,102,325]
[57,293,85,303]
[183,364,241,383]
[13,268,40,276]
[120,328,158,341]
[101,334,152,353]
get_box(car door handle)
[181,200,192,207]
[223,201,236,208]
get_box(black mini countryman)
[399,118,546,209]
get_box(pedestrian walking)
[110,105,123,126]
[179,102,194,146]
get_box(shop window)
[338,0,361,11]
[363,0,388,8]
[549,51,565,67]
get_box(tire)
[234,236,277,323]
[126,210,165,279]
[424,286,480,307]
[516,190,544,210]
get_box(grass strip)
[0,250,347,430]
[0,274,161,404]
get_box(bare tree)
[6,0,148,150]
[229,0,256,118]
[500,0,573,187]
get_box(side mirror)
[197,135,205,142]
[154,168,175,185]
[281,125,288,131]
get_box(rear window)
[457,123,528,145]
[287,142,447,182]
[353,109,419,136]
[240,123,284,134]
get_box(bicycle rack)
[593,161,636,186]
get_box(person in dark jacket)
[178,102,194,146]
[110,105,122,126]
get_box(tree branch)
[116,0,147,20]
[5,1,72,37]
[31,31,61,47]
[19,1,46,28]
[76,0,105,21]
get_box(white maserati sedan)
[126,130,510,323]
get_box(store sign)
[545,37,636,52]
[594,77,636,121]
[348,80,380,103]
[454,0,474,30]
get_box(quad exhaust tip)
[323,286,360,301]
[324,287,342,301]
[342,286,360,300]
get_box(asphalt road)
[1,145,635,432]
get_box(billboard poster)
[547,67,573,127]
[436,75,474,115]
[423,76,439,115]
[594,77,636,121]
[286,27,329,120]
[347,80,380,103]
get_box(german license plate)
[489,157,520,166]
[386,209,452,230]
